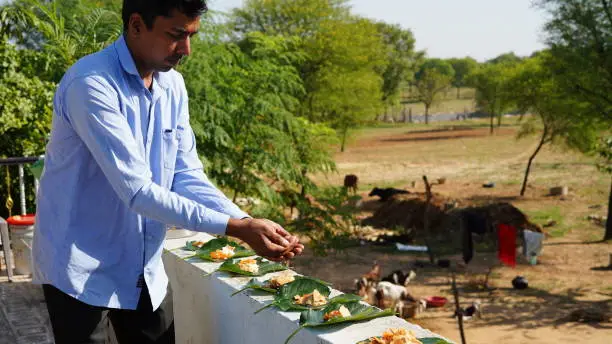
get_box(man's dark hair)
[122,0,208,31]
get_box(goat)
[453,301,482,320]
[368,187,410,202]
[381,270,416,286]
[395,298,427,319]
[362,261,381,282]
[375,281,416,312]
[343,174,359,194]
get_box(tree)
[448,57,479,99]
[538,0,612,240]
[375,22,421,107]
[538,0,612,122]
[507,54,599,196]
[595,137,612,240]
[487,52,522,65]
[470,63,514,134]
[231,0,386,144]
[414,59,454,124]
[1,0,121,82]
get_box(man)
[31,1,303,343]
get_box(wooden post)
[422,176,436,263]
[452,272,467,344]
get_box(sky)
[207,0,548,62]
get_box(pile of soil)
[361,193,541,235]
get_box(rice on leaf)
[255,277,362,314]
[218,257,287,277]
[284,301,395,344]
[356,336,452,344]
[187,237,255,262]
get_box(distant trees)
[414,59,455,124]
[470,63,514,133]
[448,57,478,99]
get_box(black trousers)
[42,284,175,344]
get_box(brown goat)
[343,174,358,194]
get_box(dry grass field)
[291,117,611,344]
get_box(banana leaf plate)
[231,275,332,297]
[184,237,255,262]
[216,257,287,277]
[285,301,395,343]
[255,277,361,314]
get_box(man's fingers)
[261,235,287,255]
[268,230,291,247]
[273,223,291,238]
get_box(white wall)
[162,232,449,344]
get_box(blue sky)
[207,0,547,62]
[0,0,547,61]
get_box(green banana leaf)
[284,301,396,344]
[356,337,452,344]
[255,277,362,314]
[231,278,277,296]
[232,275,334,297]
[185,237,255,261]
[217,257,287,277]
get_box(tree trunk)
[497,113,502,127]
[605,177,612,241]
[340,125,348,153]
[520,129,548,196]
[409,107,413,123]
[456,87,461,99]
[489,113,495,134]
[425,105,430,125]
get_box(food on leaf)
[268,271,296,288]
[293,289,328,307]
[210,245,236,260]
[367,328,422,344]
[323,305,351,321]
[238,258,259,274]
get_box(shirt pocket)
[162,130,179,168]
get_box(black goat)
[368,187,410,202]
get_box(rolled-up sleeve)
[62,76,230,234]
[171,83,250,220]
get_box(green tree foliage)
[507,54,599,196]
[0,36,55,158]
[414,58,454,124]
[230,0,387,139]
[487,52,522,65]
[538,0,612,122]
[448,57,479,98]
[375,22,421,106]
[470,63,514,133]
[538,0,612,240]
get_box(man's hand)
[226,218,304,261]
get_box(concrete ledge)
[163,232,448,344]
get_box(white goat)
[375,281,416,311]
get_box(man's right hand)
[226,218,298,261]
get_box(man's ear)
[128,13,145,37]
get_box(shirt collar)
[114,35,170,90]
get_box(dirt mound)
[361,194,540,235]
[361,194,451,232]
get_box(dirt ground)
[293,120,612,344]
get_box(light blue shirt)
[32,35,249,310]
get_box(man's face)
[130,9,200,72]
